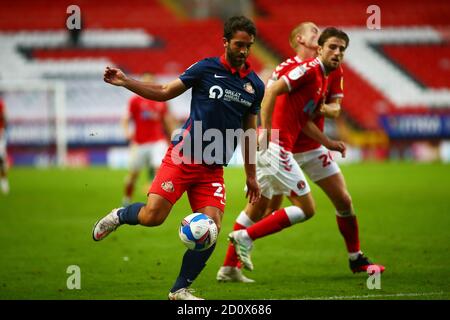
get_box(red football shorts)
[149,147,226,212]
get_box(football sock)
[336,213,361,254]
[246,206,305,240]
[117,202,145,225]
[223,211,254,267]
[124,181,134,199]
[349,251,363,261]
[171,243,216,293]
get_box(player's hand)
[245,176,261,204]
[326,140,347,158]
[104,66,127,87]
[316,104,326,116]
[310,104,326,120]
[257,129,270,152]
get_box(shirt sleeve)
[128,97,138,119]
[281,64,314,92]
[249,81,264,115]
[179,59,206,88]
[159,101,168,117]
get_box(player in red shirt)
[269,23,384,275]
[122,72,177,205]
[0,96,9,195]
[216,27,347,281]
[218,25,384,281]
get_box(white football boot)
[168,288,204,300]
[92,208,122,241]
[216,266,255,283]
[228,230,254,271]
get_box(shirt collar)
[317,58,327,76]
[220,54,252,78]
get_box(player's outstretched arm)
[103,66,187,101]
[303,120,346,157]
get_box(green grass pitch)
[0,162,449,300]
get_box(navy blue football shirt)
[174,55,265,165]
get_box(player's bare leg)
[123,170,140,206]
[137,193,173,226]
[316,172,385,273]
[264,194,283,217]
[244,196,271,222]
[287,193,315,220]
[92,193,172,241]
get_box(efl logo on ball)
[179,213,218,251]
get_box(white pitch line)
[295,291,446,300]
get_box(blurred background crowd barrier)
[0,0,449,167]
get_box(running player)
[92,16,263,300]
[219,25,384,281]
[265,23,385,275]
[223,27,353,276]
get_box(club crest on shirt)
[243,82,255,94]
[161,181,174,193]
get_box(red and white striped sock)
[223,211,254,267]
[246,206,306,240]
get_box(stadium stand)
[254,0,450,130]
[0,0,449,164]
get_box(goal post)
[0,80,67,167]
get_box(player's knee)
[336,191,352,212]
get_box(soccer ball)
[179,213,218,251]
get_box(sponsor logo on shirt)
[208,85,252,107]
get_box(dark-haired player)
[93,16,264,300]
[227,28,354,273]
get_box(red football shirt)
[293,65,344,153]
[128,95,167,144]
[0,100,5,130]
[270,57,329,152]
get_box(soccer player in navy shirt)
[93,16,264,300]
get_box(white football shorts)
[256,142,311,199]
[129,140,168,171]
[293,145,341,182]
[0,134,6,161]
